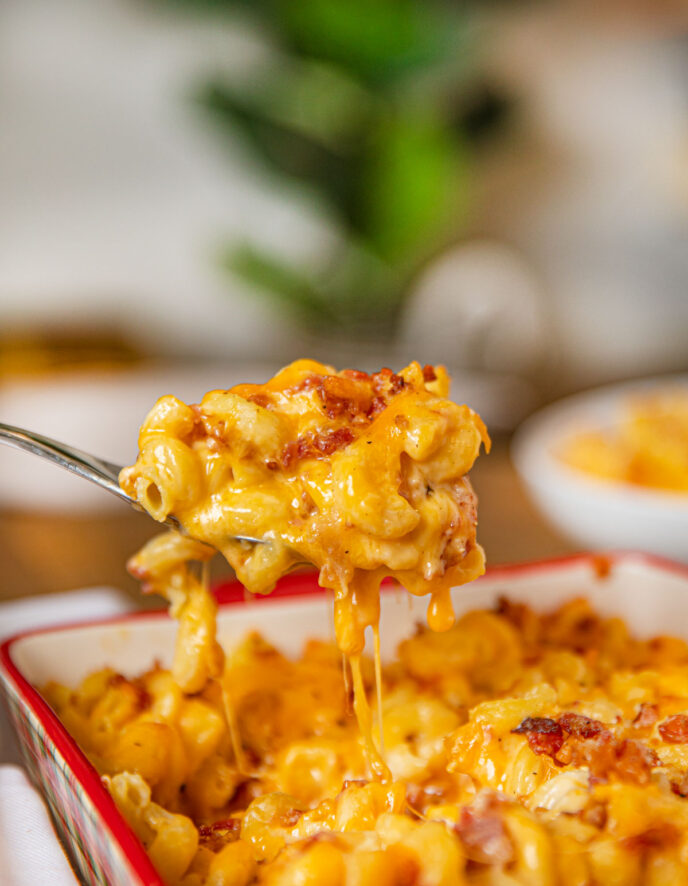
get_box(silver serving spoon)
[0,422,263,544]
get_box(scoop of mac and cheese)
[120,360,489,656]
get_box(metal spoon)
[0,422,263,544]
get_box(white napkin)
[0,765,78,885]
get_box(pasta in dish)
[560,390,688,492]
[45,598,688,886]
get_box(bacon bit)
[565,734,658,784]
[565,731,614,779]
[198,818,241,840]
[613,740,660,785]
[319,375,372,420]
[246,393,271,408]
[623,824,680,852]
[287,374,371,420]
[281,427,355,467]
[371,367,405,397]
[633,703,659,729]
[513,714,659,784]
[265,459,279,471]
[422,365,437,383]
[367,396,388,419]
[455,807,514,864]
[659,714,688,744]
[289,374,322,394]
[558,713,606,739]
[198,817,241,851]
[512,718,565,757]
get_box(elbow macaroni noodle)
[43,362,688,884]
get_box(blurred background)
[1,0,687,600]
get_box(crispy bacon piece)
[455,797,514,865]
[245,393,271,408]
[282,427,355,467]
[633,703,659,729]
[512,717,565,757]
[287,367,409,431]
[288,374,371,421]
[659,714,688,744]
[558,713,606,739]
[198,817,241,851]
[198,818,241,839]
[422,365,437,383]
[512,714,659,784]
[613,740,660,785]
[371,367,406,397]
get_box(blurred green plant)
[165,0,511,337]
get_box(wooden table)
[0,438,575,603]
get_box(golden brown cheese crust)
[120,360,489,654]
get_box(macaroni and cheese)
[561,390,688,492]
[45,598,688,886]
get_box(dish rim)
[3,550,688,884]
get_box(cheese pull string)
[349,654,392,782]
